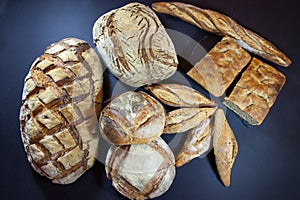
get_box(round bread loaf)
[106,137,176,199]
[19,38,103,184]
[93,2,178,87]
[99,91,165,145]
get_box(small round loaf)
[106,137,176,199]
[19,38,103,184]
[93,2,178,87]
[99,91,165,145]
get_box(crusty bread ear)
[212,109,238,187]
[152,2,291,67]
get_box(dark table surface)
[1,0,300,199]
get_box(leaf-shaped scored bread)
[145,84,216,107]
[213,109,238,187]
[163,107,216,134]
[176,117,213,167]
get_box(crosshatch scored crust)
[19,38,103,184]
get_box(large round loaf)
[99,91,165,145]
[93,2,178,87]
[105,137,176,199]
[19,38,103,184]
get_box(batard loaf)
[223,57,286,125]
[99,91,165,145]
[105,137,176,200]
[152,2,291,67]
[93,2,178,87]
[19,38,103,184]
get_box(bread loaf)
[187,36,251,97]
[93,2,178,87]
[223,57,286,125]
[99,91,165,145]
[163,107,216,134]
[213,109,238,187]
[145,84,216,107]
[19,38,103,184]
[152,2,291,67]
[176,117,213,167]
[105,137,176,199]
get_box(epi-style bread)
[19,38,103,184]
[152,2,291,67]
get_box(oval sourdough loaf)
[99,91,165,145]
[93,2,178,87]
[19,38,103,184]
[106,137,176,199]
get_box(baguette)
[152,2,291,67]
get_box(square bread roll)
[223,57,286,125]
[187,36,251,97]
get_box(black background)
[1,0,300,199]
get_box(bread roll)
[93,2,178,87]
[152,2,291,67]
[105,137,175,199]
[213,109,238,187]
[187,36,251,97]
[163,107,216,134]
[223,57,286,125]
[176,117,213,167]
[145,84,216,107]
[99,91,165,145]
[19,38,103,184]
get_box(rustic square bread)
[187,36,251,97]
[223,57,286,125]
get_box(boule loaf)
[106,137,176,199]
[93,2,178,87]
[19,38,103,184]
[223,57,286,125]
[152,2,291,67]
[99,91,165,145]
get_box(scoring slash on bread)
[152,1,291,67]
[93,2,178,87]
[19,38,103,184]
[187,36,251,97]
[99,91,165,145]
[105,137,176,200]
[213,109,238,187]
[223,58,286,125]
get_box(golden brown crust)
[224,57,286,125]
[105,137,175,199]
[145,84,216,107]
[99,91,165,145]
[19,38,103,184]
[213,109,238,187]
[163,107,216,134]
[152,2,291,67]
[187,36,251,97]
[175,117,213,167]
